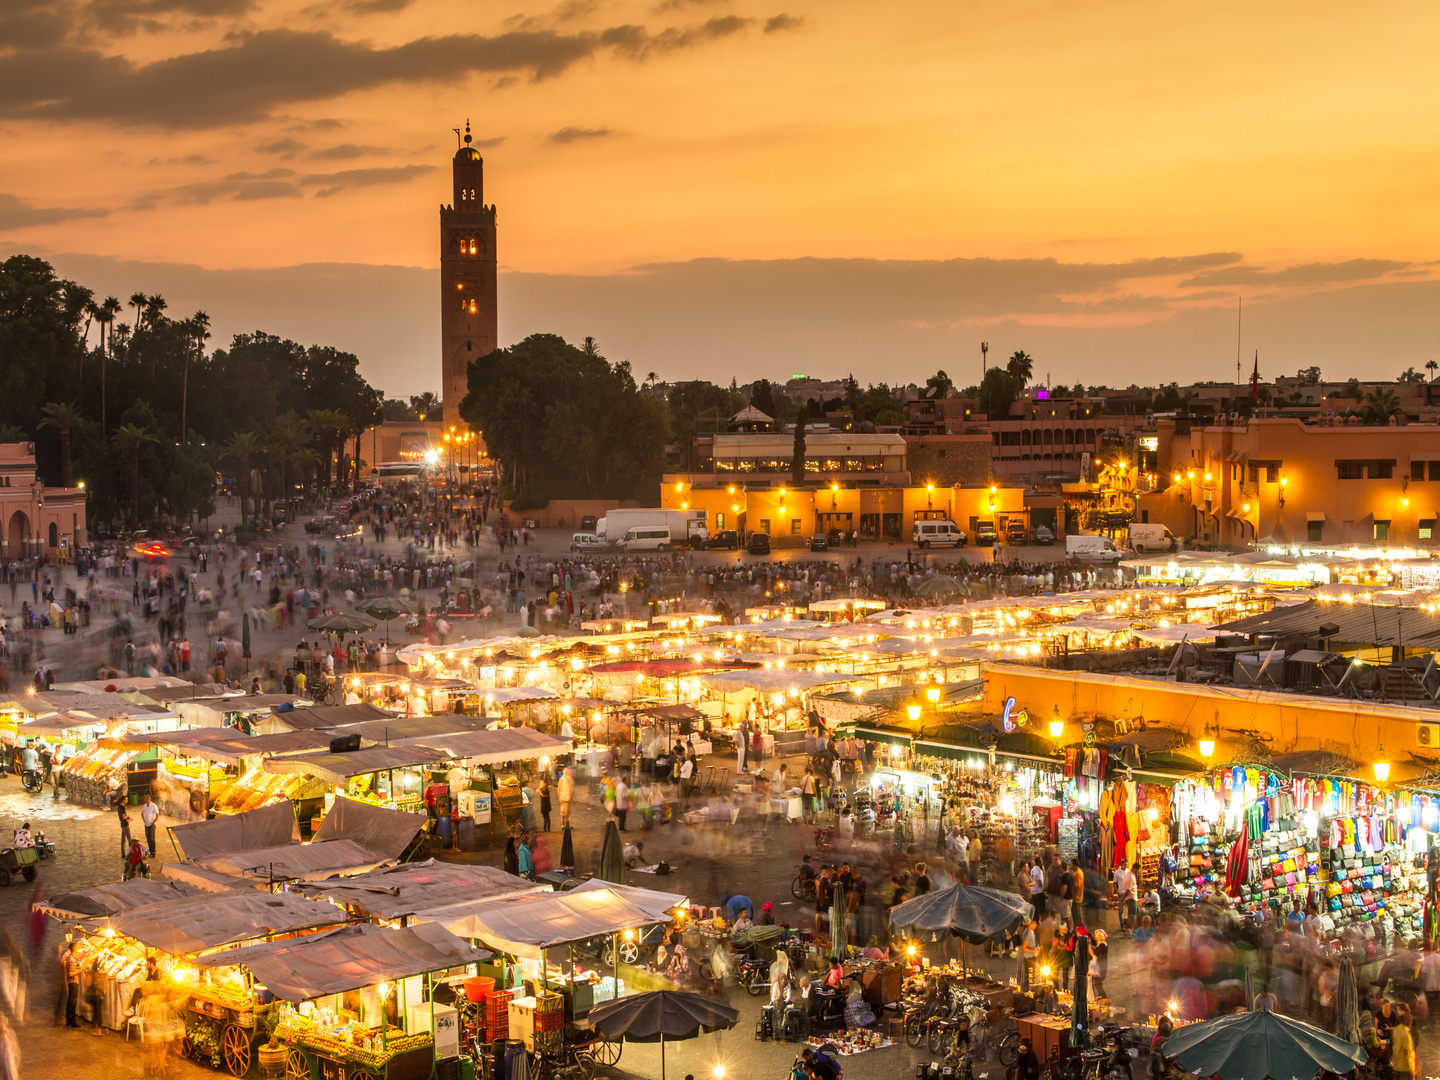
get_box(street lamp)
[1374,737,1390,783]
[1279,476,1287,509]
[907,702,922,722]
[1048,705,1064,740]
[926,483,934,509]
[926,685,940,707]
[1198,720,1216,760]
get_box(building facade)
[0,443,86,558]
[439,122,498,429]
[1137,417,1440,548]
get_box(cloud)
[256,138,306,156]
[84,0,258,35]
[284,118,344,132]
[471,135,506,148]
[764,13,802,32]
[601,15,751,59]
[0,193,108,229]
[16,250,1435,398]
[144,153,214,165]
[0,18,771,130]
[341,0,415,12]
[1178,258,1409,289]
[298,164,433,195]
[654,0,727,12]
[0,0,74,49]
[141,168,302,205]
[550,126,614,144]
[310,143,390,160]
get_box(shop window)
[791,518,802,535]
[1336,460,1364,480]
[716,512,725,530]
[1266,463,1279,483]
[1374,520,1390,541]
[1431,462,1440,481]
[1414,461,1428,482]
[758,519,770,534]
[1421,519,1435,541]
[1369,461,1394,479]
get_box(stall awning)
[626,705,703,722]
[89,891,345,954]
[566,879,688,921]
[854,724,913,748]
[169,799,300,861]
[296,860,545,919]
[311,796,428,861]
[699,670,852,694]
[192,839,388,883]
[259,703,393,733]
[339,715,490,743]
[411,886,670,960]
[192,922,491,1002]
[264,745,452,785]
[484,687,560,705]
[402,728,572,767]
[36,879,207,921]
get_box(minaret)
[440,120,498,429]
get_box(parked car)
[1065,534,1124,563]
[571,532,607,552]
[747,532,771,555]
[975,521,997,546]
[809,533,828,552]
[1034,525,1055,546]
[580,515,598,532]
[913,520,967,549]
[701,530,739,550]
[1005,522,1028,546]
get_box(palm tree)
[182,311,210,441]
[38,402,83,488]
[128,292,147,337]
[80,300,98,383]
[0,424,26,443]
[269,413,311,501]
[1427,360,1438,383]
[112,423,159,526]
[306,409,351,491]
[98,296,122,433]
[582,336,600,357]
[223,432,262,527]
[646,371,659,388]
[292,447,321,497]
[143,294,167,330]
[1007,350,1034,383]
[1360,387,1403,426]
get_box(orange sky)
[2,0,1437,392]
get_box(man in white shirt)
[558,768,574,827]
[140,792,160,857]
[1030,860,1047,916]
[614,777,629,831]
[679,756,694,797]
[1113,862,1137,931]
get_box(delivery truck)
[596,508,709,546]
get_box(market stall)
[192,921,491,1080]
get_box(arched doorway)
[7,511,28,557]
[48,522,57,549]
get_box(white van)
[622,526,672,552]
[1128,523,1180,554]
[1065,534,1124,563]
[912,519,968,549]
[570,532,607,552]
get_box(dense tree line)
[0,254,382,533]
[459,334,666,505]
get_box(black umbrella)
[560,823,575,871]
[579,990,738,1080]
[598,819,623,884]
[355,596,416,643]
[1162,1009,1365,1080]
[308,612,377,633]
[887,882,1034,944]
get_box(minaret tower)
[440,120,497,428]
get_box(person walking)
[139,792,159,858]
[538,775,552,833]
[60,941,81,1027]
[558,767,574,827]
[116,799,134,859]
[614,776,630,832]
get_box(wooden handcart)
[177,984,272,1077]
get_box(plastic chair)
[124,1014,146,1042]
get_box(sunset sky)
[2,0,1436,395]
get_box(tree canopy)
[460,333,666,502]
[0,254,383,530]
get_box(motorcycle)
[814,826,836,852]
[736,952,772,996]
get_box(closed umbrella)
[1162,1009,1365,1080]
[598,820,624,884]
[830,881,847,961]
[1071,933,1090,1050]
[1336,958,1359,1045]
[241,612,251,665]
[560,823,575,871]
[579,990,738,1080]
